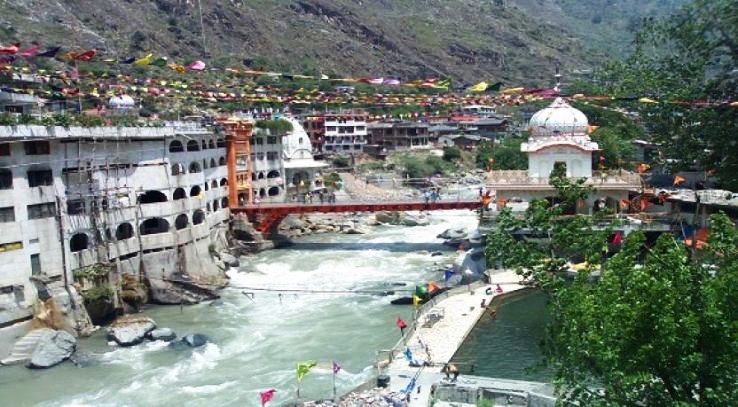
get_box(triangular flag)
[638,97,658,104]
[134,53,153,66]
[18,45,40,57]
[260,389,276,406]
[296,361,317,383]
[151,57,168,67]
[468,81,488,93]
[36,46,61,58]
[0,43,20,54]
[412,295,422,306]
[74,49,96,61]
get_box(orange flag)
[673,176,686,186]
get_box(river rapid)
[0,210,480,407]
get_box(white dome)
[108,94,135,109]
[528,98,588,137]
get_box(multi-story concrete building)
[0,122,232,359]
[248,124,287,204]
[366,121,430,155]
[303,112,368,155]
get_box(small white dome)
[528,98,588,137]
[108,94,135,109]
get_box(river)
[0,210,482,406]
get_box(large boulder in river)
[182,334,211,347]
[438,228,467,240]
[27,330,76,369]
[107,315,156,346]
[146,328,177,342]
[401,214,429,227]
[375,211,403,225]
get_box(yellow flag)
[412,295,422,306]
[468,81,488,93]
[134,53,153,66]
[501,87,524,94]
[638,97,658,104]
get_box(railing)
[486,170,642,185]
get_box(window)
[0,169,11,189]
[30,254,41,276]
[0,207,14,222]
[219,157,226,166]
[189,162,202,173]
[171,163,184,175]
[216,138,225,148]
[298,137,303,144]
[115,223,134,240]
[267,152,279,161]
[69,233,88,252]
[169,140,184,153]
[186,140,200,152]
[326,127,336,132]
[24,140,50,155]
[28,169,53,187]
[255,138,264,145]
[0,241,23,253]
[0,143,9,156]
[173,188,186,200]
[27,202,56,219]
[67,199,85,215]
[266,136,277,145]
[192,210,205,225]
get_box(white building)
[0,122,231,359]
[322,112,368,154]
[487,98,641,212]
[249,123,287,203]
[281,117,328,200]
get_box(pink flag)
[18,45,40,57]
[187,60,206,71]
[260,389,276,406]
[0,43,19,55]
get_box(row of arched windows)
[171,157,226,175]
[168,138,225,153]
[69,210,212,252]
[136,181,228,205]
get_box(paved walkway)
[383,270,527,406]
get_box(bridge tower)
[219,118,254,208]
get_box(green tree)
[475,138,527,170]
[486,173,738,404]
[442,146,462,161]
[592,0,738,188]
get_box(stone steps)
[0,328,54,365]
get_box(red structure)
[219,117,254,206]
[232,200,482,233]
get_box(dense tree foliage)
[475,138,527,171]
[590,0,738,188]
[486,172,738,405]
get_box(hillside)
[0,0,687,86]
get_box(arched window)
[210,158,217,168]
[221,197,229,208]
[219,157,226,166]
[220,178,228,186]
[259,188,266,198]
[70,233,89,252]
[206,202,211,212]
[202,159,208,169]
[187,140,200,152]
[216,138,225,148]
[258,172,265,180]
[204,182,209,191]
[208,140,216,149]
[189,162,201,173]
[116,223,134,240]
[190,185,202,197]
[201,140,207,150]
[210,180,218,189]
[268,186,280,196]
[213,200,219,210]
[267,170,281,179]
[169,140,184,153]
[171,163,184,175]
[192,210,205,225]
[173,188,186,200]
[174,214,189,230]
[139,218,170,235]
[137,190,168,204]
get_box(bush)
[255,119,293,134]
[331,155,350,169]
[442,146,462,161]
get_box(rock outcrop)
[107,315,156,346]
[146,328,177,342]
[181,334,210,348]
[27,330,76,369]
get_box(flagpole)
[332,371,336,399]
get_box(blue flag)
[444,270,454,282]
[404,347,413,362]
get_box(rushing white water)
[0,210,480,407]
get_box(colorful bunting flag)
[17,45,40,57]
[134,53,153,66]
[332,361,341,375]
[0,43,20,54]
[36,46,61,58]
[412,295,422,306]
[396,317,407,330]
[468,81,488,93]
[187,60,206,71]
